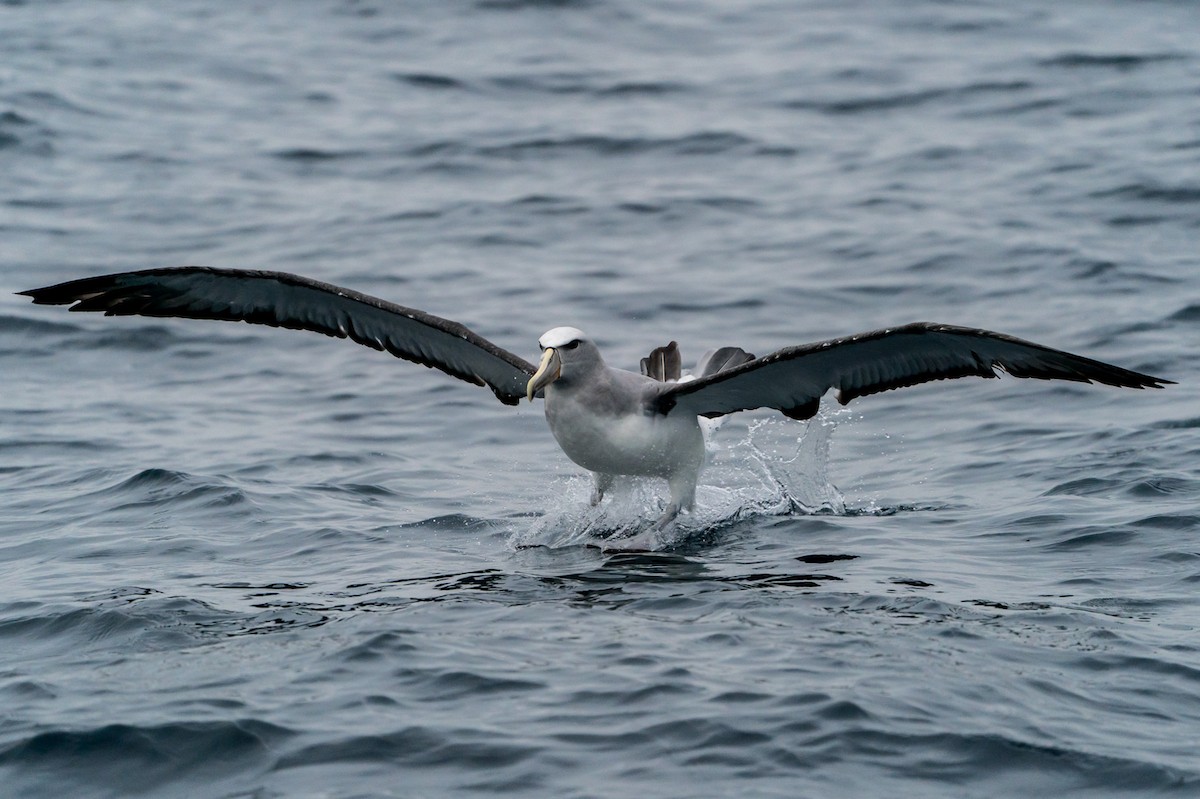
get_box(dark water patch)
[410,670,545,701]
[554,717,770,752]
[106,150,184,166]
[0,313,80,336]
[1066,258,1179,285]
[1166,303,1200,323]
[305,481,398,498]
[405,138,470,159]
[0,720,290,795]
[1092,182,1200,205]
[276,726,534,769]
[1043,477,1121,497]
[1044,527,1137,551]
[740,572,842,589]
[0,438,118,460]
[1075,597,1162,621]
[1152,415,1200,430]
[1152,550,1200,565]
[1107,214,1173,227]
[0,594,236,653]
[814,698,872,722]
[1124,476,1199,498]
[796,553,858,564]
[393,72,469,90]
[433,570,508,593]
[659,297,765,313]
[1076,652,1200,683]
[509,193,590,215]
[337,631,420,662]
[271,147,366,162]
[60,324,187,352]
[0,679,56,701]
[10,89,105,117]
[845,594,990,623]
[891,578,933,588]
[236,606,332,635]
[0,605,152,647]
[597,81,688,97]
[0,109,33,126]
[469,231,541,247]
[79,585,161,604]
[1004,513,1069,530]
[398,513,493,533]
[1039,52,1185,70]
[376,206,448,221]
[784,80,1032,115]
[644,195,761,214]
[842,503,949,517]
[617,200,663,215]
[876,731,1193,791]
[711,690,772,704]
[967,599,1052,611]
[477,0,593,9]
[979,96,1065,116]
[906,253,962,273]
[73,468,251,514]
[480,131,758,159]
[491,73,688,97]
[7,196,69,209]
[207,582,309,592]
[1129,512,1198,531]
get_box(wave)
[1039,52,1185,70]
[392,72,469,91]
[480,131,759,159]
[77,468,251,513]
[0,720,289,797]
[1092,182,1200,204]
[784,80,1033,115]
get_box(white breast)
[544,385,704,479]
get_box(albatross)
[21,267,1170,528]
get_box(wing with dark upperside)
[653,322,1171,420]
[20,267,537,405]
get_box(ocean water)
[2,1,1198,796]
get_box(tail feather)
[641,341,682,382]
[695,346,755,379]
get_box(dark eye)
[562,340,581,350]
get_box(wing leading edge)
[20,267,537,405]
[654,322,1171,420]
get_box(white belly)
[545,390,704,478]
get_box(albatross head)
[526,326,601,401]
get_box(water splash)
[509,411,848,551]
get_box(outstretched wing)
[20,267,537,405]
[654,322,1170,420]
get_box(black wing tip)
[1114,373,1173,390]
[18,282,90,305]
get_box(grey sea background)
[2,1,1198,797]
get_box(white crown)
[538,326,587,349]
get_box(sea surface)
[2,1,1198,797]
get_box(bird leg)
[654,503,681,531]
[591,472,616,506]
[656,471,699,530]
